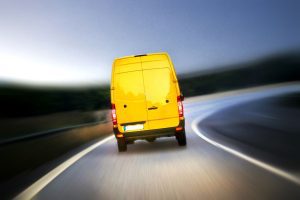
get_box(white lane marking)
[14,135,114,200]
[191,118,300,186]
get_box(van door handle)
[148,106,158,110]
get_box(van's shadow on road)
[122,138,187,155]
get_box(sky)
[0,0,299,86]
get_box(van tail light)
[111,104,117,125]
[177,96,184,117]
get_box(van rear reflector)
[116,133,124,138]
[176,126,183,131]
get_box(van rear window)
[115,71,145,100]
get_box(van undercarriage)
[113,119,186,152]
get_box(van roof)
[113,52,171,67]
[114,52,169,61]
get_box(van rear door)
[114,62,148,132]
[142,60,179,129]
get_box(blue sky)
[0,0,299,86]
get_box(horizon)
[1,48,299,88]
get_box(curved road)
[16,84,300,200]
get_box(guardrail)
[0,120,109,146]
[0,120,113,182]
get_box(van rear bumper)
[113,119,185,141]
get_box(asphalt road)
[200,91,300,170]
[16,84,300,200]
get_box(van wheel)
[176,131,186,146]
[117,138,127,152]
[146,138,156,143]
[127,140,134,145]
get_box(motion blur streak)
[191,118,300,186]
[14,83,300,200]
[14,135,114,200]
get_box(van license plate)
[124,124,144,131]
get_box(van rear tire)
[176,131,186,146]
[117,138,127,152]
[146,138,156,143]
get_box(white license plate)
[124,124,144,131]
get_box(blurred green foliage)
[0,51,299,118]
[179,51,300,97]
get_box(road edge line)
[14,135,114,200]
[191,117,300,186]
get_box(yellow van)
[110,52,185,152]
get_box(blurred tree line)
[0,51,299,118]
[179,51,300,97]
[0,86,110,118]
